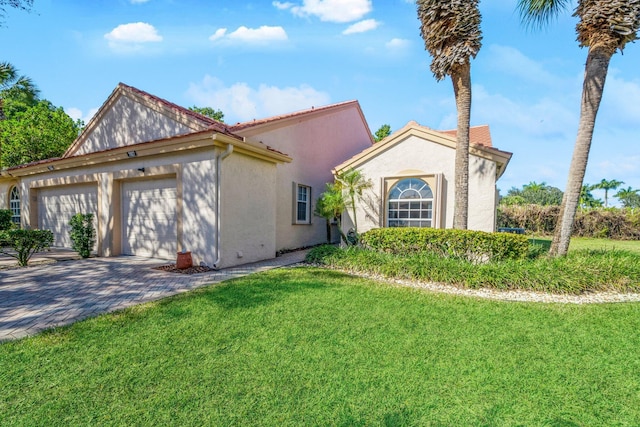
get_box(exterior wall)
[219,151,277,268]
[235,107,372,251]
[74,95,197,156]
[346,135,499,234]
[0,180,18,210]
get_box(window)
[387,178,433,228]
[9,186,20,225]
[294,183,311,224]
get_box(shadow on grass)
[203,268,348,310]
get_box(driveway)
[0,251,308,342]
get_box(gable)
[64,83,225,158]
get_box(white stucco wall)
[74,95,198,156]
[345,134,499,234]
[235,106,372,251]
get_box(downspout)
[212,142,233,268]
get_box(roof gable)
[64,83,236,158]
[334,121,512,178]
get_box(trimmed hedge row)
[498,205,640,239]
[359,227,530,262]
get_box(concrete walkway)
[0,250,309,342]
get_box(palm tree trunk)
[550,44,614,256]
[450,63,471,230]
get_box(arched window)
[9,186,21,225]
[387,178,433,228]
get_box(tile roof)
[230,100,361,131]
[439,125,493,147]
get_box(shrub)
[359,228,530,262]
[0,229,54,266]
[0,209,12,231]
[69,213,96,258]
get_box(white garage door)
[122,178,177,259]
[38,185,98,248]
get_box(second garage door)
[122,178,177,259]
[38,185,98,248]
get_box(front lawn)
[2,268,640,425]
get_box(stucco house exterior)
[1,83,511,268]
[334,121,512,234]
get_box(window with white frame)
[9,186,20,225]
[294,183,311,224]
[387,178,433,228]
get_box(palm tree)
[614,186,640,208]
[314,182,348,244]
[0,0,33,26]
[593,178,624,207]
[518,0,640,256]
[335,169,372,241]
[0,61,39,120]
[417,0,482,230]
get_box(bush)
[0,229,54,266]
[69,213,96,258]
[359,227,530,262]
[0,209,12,231]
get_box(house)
[334,121,512,233]
[0,83,373,268]
[0,84,511,268]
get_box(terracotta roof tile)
[439,125,493,147]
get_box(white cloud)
[342,19,378,35]
[209,26,288,45]
[600,72,640,125]
[65,107,99,125]
[386,38,410,51]
[104,22,162,43]
[185,75,331,123]
[274,0,372,23]
[486,45,564,87]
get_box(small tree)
[0,208,11,230]
[0,229,53,266]
[315,183,348,244]
[373,124,391,142]
[335,169,372,243]
[69,213,96,258]
[615,187,640,209]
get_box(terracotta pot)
[176,251,193,269]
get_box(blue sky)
[2,0,639,200]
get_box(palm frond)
[517,0,572,29]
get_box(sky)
[1,0,639,201]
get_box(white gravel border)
[316,266,640,305]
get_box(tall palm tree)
[594,178,624,207]
[417,0,482,230]
[0,61,39,120]
[518,0,640,256]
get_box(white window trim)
[292,182,312,225]
[383,174,443,229]
[9,186,20,225]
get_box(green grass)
[570,237,640,254]
[2,268,640,425]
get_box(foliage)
[0,99,81,168]
[314,182,348,244]
[359,227,530,262]
[307,244,640,294]
[335,168,372,243]
[579,183,603,208]
[501,181,563,206]
[69,213,96,258]
[0,1,33,26]
[373,124,391,142]
[188,106,224,122]
[3,268,640,425]
[0,61,39,119]
[498,205,640,239]
[0,208,11,231]
[615,186,640,208]
[0,228,53,266]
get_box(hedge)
[498,205,640,239]
[359,227,530,262]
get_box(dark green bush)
[359,227,530,262]
[0,209,12,231]
[0,229,54,266]
[69,213,96,258]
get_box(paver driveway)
[0,251,308,342]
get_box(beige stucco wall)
[219,151,277,269]
[13,145,279,268]
[0,179,18,210]
[235,106,372,251]
[345,134,499,234]
[73,94,198,156]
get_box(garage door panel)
[38,186,98,249]
[122,179,177,259]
